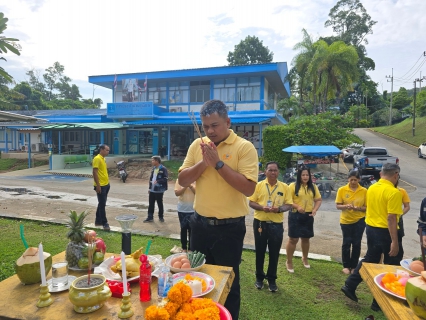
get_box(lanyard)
[266,184,278,200]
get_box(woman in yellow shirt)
[285,166,322,273]
[335,170,367,275]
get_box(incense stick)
[189,112,204,142]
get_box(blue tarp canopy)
[282,145,341,157]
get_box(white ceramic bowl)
[165,253,206,273]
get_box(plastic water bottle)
[157,266,173,302]
[139,254,152,302]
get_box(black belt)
[255,218,282,225]
[195,212,244,226]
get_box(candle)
[38,243,46,286]
[120,251,128,295]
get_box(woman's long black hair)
[294,165,316,197]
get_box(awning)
[127,117,272,126]
[282,145,341,157]
[39,123,126,131]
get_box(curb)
[0,212,333,263]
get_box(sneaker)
[143,218,154,223]
[268,281,278,292]
[103,224,110,231]
[159,218,165,222]
[341,285,358,302]
[255,280,264,290]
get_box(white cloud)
[2,0,425,106]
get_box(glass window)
[225,78,236,87]
[65,132,69,141]
[214,79,224,88]
[249,77,260,86]
[190,81,210,103]
[238,77,248,86]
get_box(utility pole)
[413,80,417,136]
[386,68,393,125]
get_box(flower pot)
[68,274,111,313]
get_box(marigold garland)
[143,283,220,320]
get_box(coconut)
[405,271,426,319]
[14,247,52,285]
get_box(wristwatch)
[215,160,225,170]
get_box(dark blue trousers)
[340,218,366,269]
[94,184,110,225]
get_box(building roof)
[89,62,290,98]
[0,110,41,122]
[127,117,273,126]
[39,123,125,131]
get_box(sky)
[2,0,426,108]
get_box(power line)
[395,52,425,80]
[394,58,426,83]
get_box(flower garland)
[145,282,220,320]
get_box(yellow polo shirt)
[365,179,402,228]
[289,182,321,212]
[92,154,109,186]
[335,183,367,224]
[179,129,258,219]
[399,187,410,204]
[248,180,293,223]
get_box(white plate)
[400,259,421,276]
[94,255,162,281]
[172,271,215,298]
[165,253,205,273]
[48,275,76,293]
[68,264,100,271]
[374,273,406,300]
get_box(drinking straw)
[189,112,204,143]
[145,239,152,255]
[20,224,29,249]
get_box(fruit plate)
[400,259,421,276]
[165,253,206,273]
[374,273,406,300]
[191,298,232,320]
[173,271,215,298]
[94,255,162,282]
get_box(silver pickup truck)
[353,147,399,176]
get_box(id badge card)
[267,200,272,207]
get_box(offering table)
[0,251,235,319]
[359,262,420,320]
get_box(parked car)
[418,142,426,158]
[353,147,399,176]
[341,143,363,163]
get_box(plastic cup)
[52,261,69,288]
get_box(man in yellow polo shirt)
[249,161,292,292]
[342,163,402,311]
[179,100,258,320]
[92,144,111,231]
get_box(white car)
[341,143,363,163]
[419,142,426,158]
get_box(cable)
[394,58,426,84]
[395,53,424,80]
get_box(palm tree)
[0,13,20,82]
[308,40,359,112]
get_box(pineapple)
[65,210,89,269]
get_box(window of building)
[169,81,189,104]
[237,77,260,101]
[190,80,210,103]
[148,82,167,105]
[213,78,236,102]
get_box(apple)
[84,230,97,243]
[95,238,106,253]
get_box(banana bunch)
[111,247,143,278]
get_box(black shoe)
[159,218,165,222]
[143,218,154,223]
[341,285,358,302]
[95,222,102,226]
[268,281,278,292]
[103,223,110,231]
[255,280,264,290]
[371,300,381,312]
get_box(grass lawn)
[0,158,48,171]
[0,217,386,320]
[372,116,426,147]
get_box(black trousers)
[340,218,366,269]
[253,218,284,282]
[147,192,164,219]
[94,184,110,225]
[345,225,403,291]
[190,212,245,320]
[178,211,193,250]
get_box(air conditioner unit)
[21,145,28,151]
[31,143,41,152]
[170,107,183,113]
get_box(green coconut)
[14,247,52,285]
[406,271,426,319]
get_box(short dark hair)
[381,163,400,176]
[152,155,161,163]
[99,144,109,150]
[200,100,228,119]
[348,169,361,179]
[265,161,279,170]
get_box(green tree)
[93,98,103,108]
[392,87,412,110]
[13,82,45,110]
[416,90,426,116]
[0,13,20,82]
[0,76,25,110]
[26,69,46,94]
[227,35,273,66]
[43,61,65,101]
